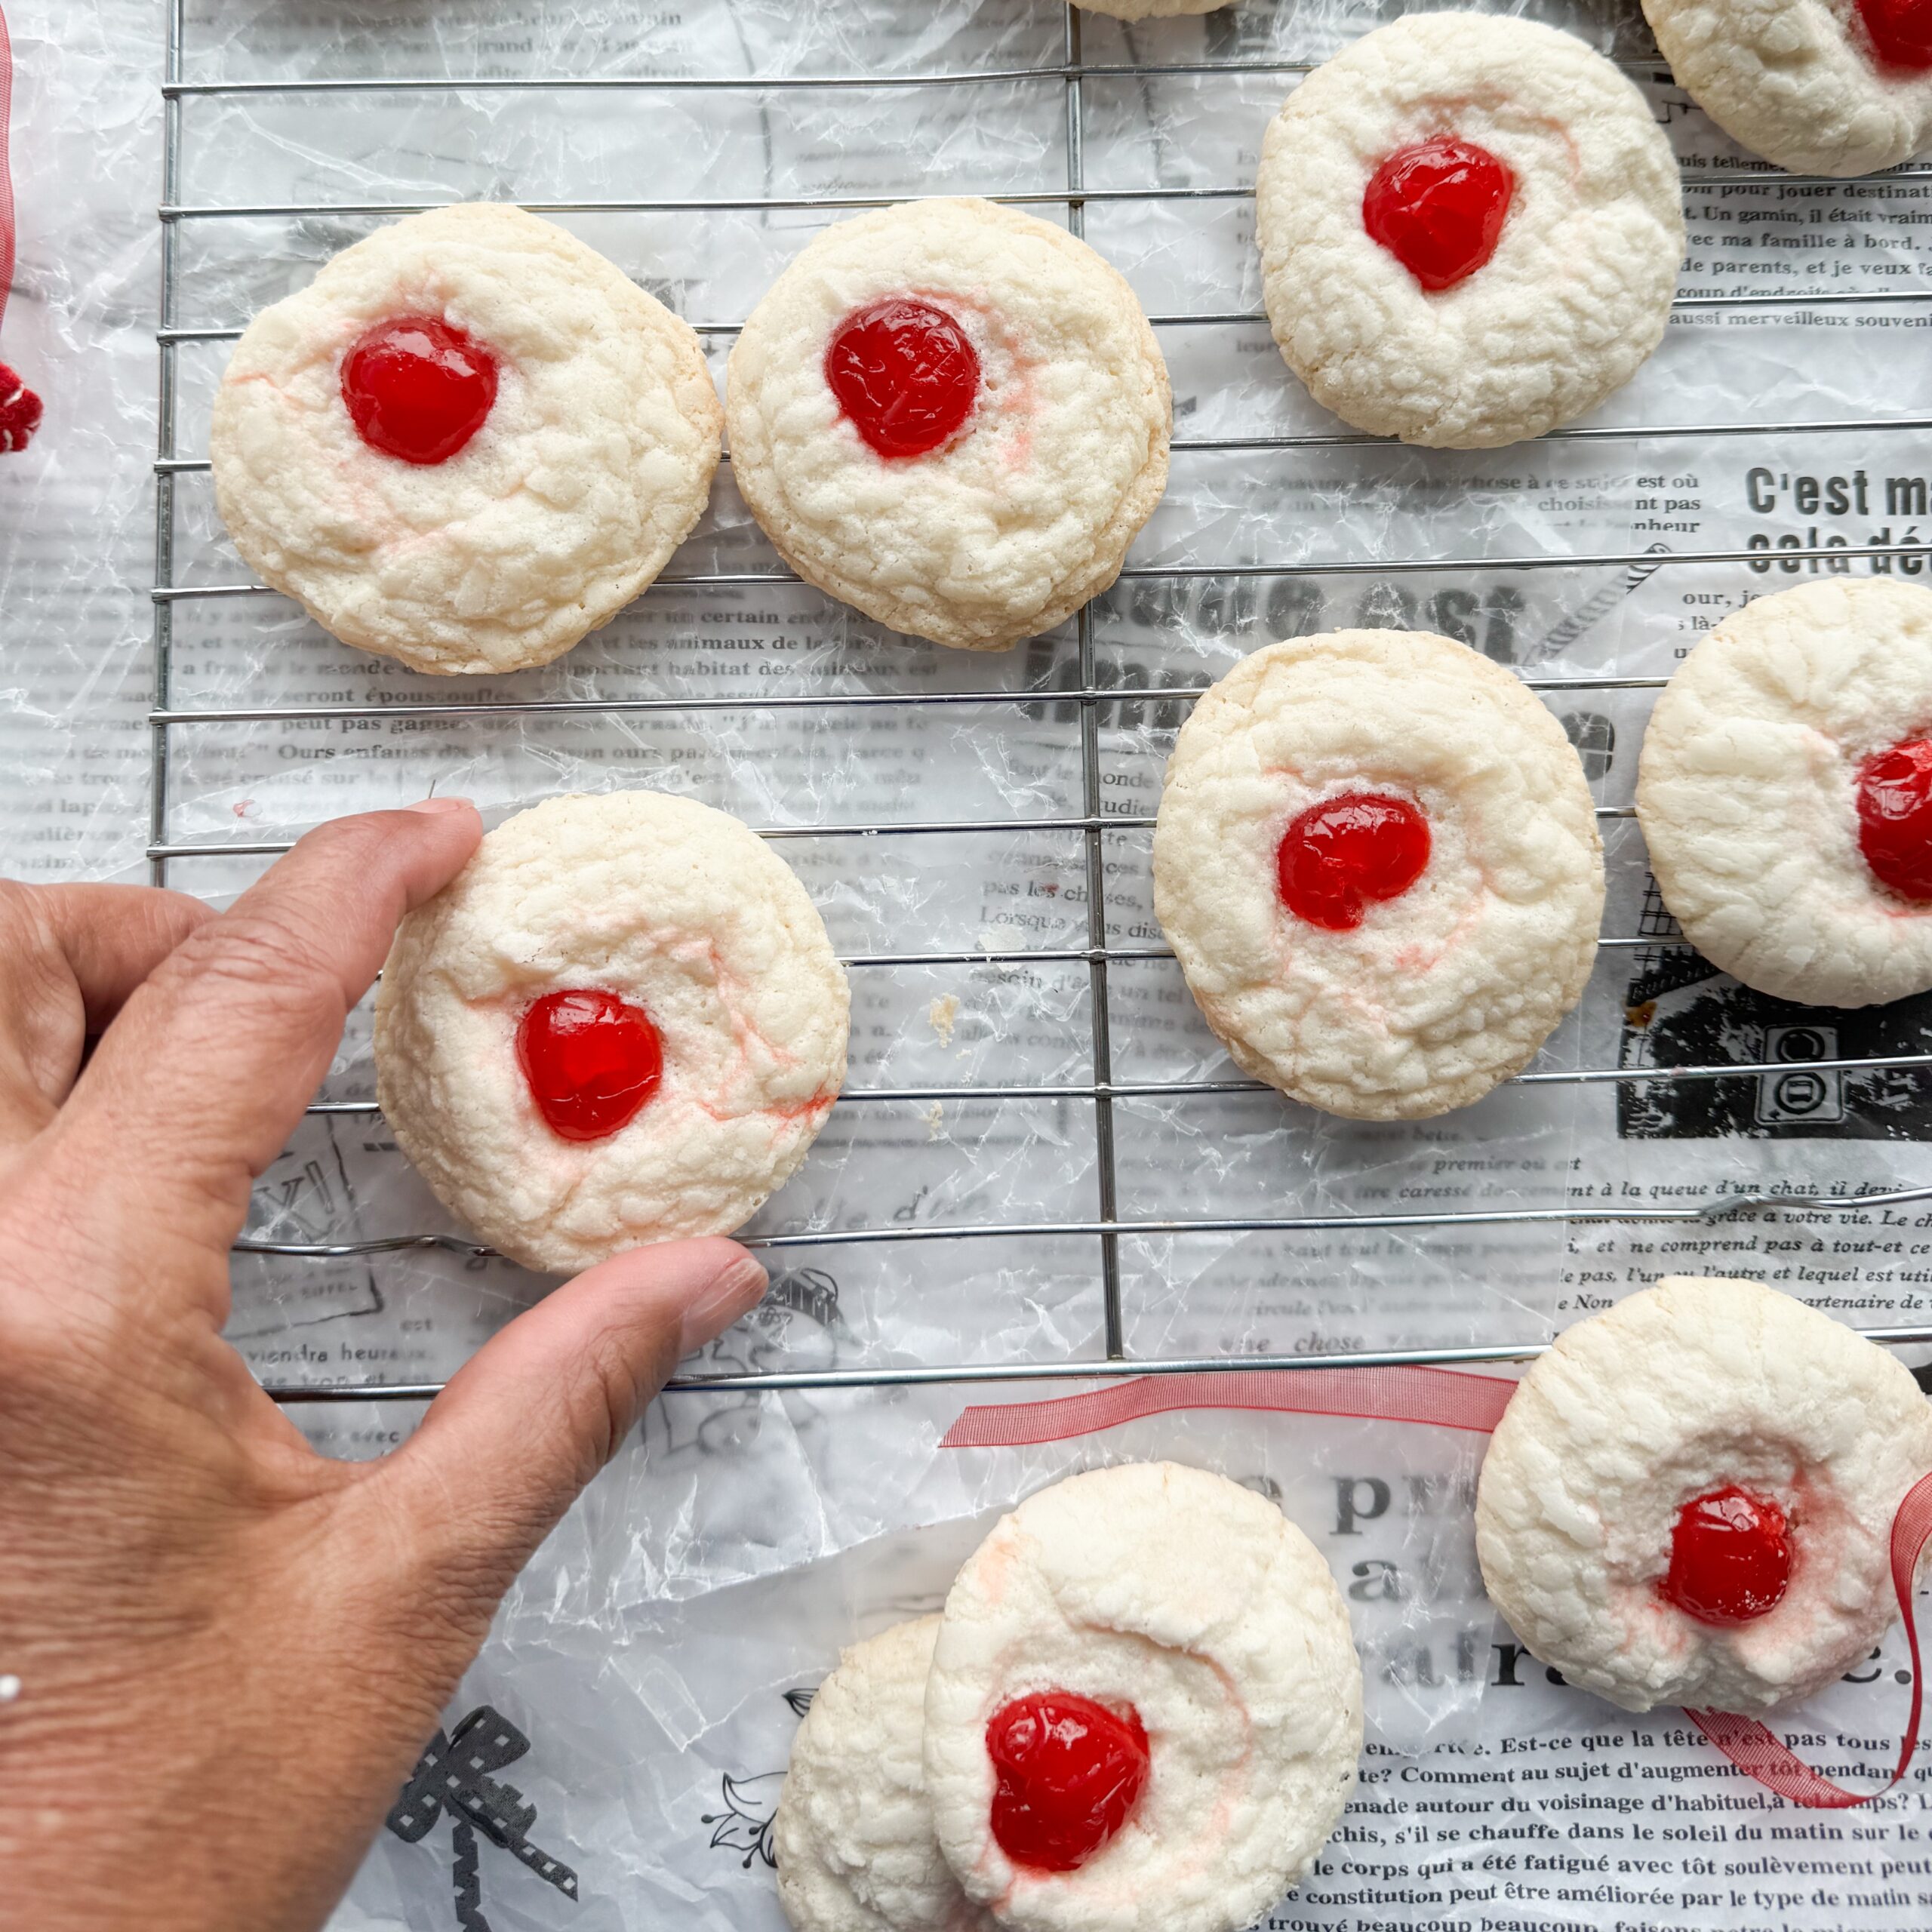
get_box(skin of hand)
[0,800,771,1932]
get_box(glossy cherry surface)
[823,297,980,459]
[1362,136,1516,292]
[341,316,499,465]
[984,1691,1150,1873]
[1857,737,1932,900]
[1658,1486,1792,1627]
[515,989,663,1143]
[1858,0,1932,71]
[1277,792,1432,931]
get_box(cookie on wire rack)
[374,791,848,1274]
[1637,578,1932,1008]
[727,197,1171,652]
[1255,13,1684,448]
[211,204,722,675]
[1153,629,1606,1119]
[1644,0,1932,177]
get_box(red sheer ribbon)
[940,1364,1516,1448]
[0,2,41,454]
[941,1368,1932,1809]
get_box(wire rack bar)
[289,1051,1932,1117]
[258,1317,1932,1403]
[146,538,1932,602]
[160,11,1932,1417]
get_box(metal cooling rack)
[149,0,1932,1404]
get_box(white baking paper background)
[5,0,1932,1927]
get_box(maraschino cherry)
[1658,1486,1792,1627]
[1362,136,1516,293]
[516,989,663,1143]
[984,1690,1151,1872]
[1277,792,1432,931]
[1857,737,1932,900]
[341,315,499,465]
[824,297,980,459]
[1857,0,1932,71]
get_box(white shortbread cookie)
[1153,631,1606,1119]
[1476,1277,1932,1715]
[374,791,848,1272]
[775,1617,995,1932]
[1644,0,1932,176]
[1255,14,1684,448]
[211,204,722,675]
[1637,579,1932,1008]
[924,1463,1362,1932]
[726,198,1170,652]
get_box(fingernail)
[680,1254,768,1355]
[404,795,475,815]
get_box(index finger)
[52,799,481,1269]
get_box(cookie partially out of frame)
[1637,579,1932,1008]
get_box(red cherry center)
[1658,1486,1793,1627]
[1858,0,1932,70]
[824,297,981,460]
[1277,792,1432,931]
[984,1690,1150,1873]
[1362,136,1516,293]
[341,315,499,466]
[515,989,663,1143]
[1857,737,1932,900]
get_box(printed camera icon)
[1754,1025,1844,1127]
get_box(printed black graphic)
[700,1772,786,1870]
[1619,877,1932,1139]
[701,1687,818,1872]
[388,1706,578,1931]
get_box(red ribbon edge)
[941,1367,1932,1810]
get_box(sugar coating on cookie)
[727,198,1171,652]
[1637,579,1932,1008]
[1153,631,1605,1119]
[211,205,722,675]
[776,1617,996,1932]
[1476,1277,1932,1715]
[374,791,848,1272]
[924,1463,1362,1932]
[1256,14,1684,448]
[1644,0,1932,177]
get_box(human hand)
[0,802,770,1931]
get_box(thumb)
[379,1237,767,1589]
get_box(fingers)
[380,1238,768,1593]
[51,801,481,1269]
[0,883,212,1146]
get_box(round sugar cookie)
[775,1617,996,1932]
[923,1462,1362,1932]
[374,791,848,1273]
[1636,579,1932,1008]
[726,197,1171,652]
[211,204,722,675]
[1255,14,1684,448]
[1153,630,1606,1120]
[1476,1277,1932,1715]
[1644,0,1932,177]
